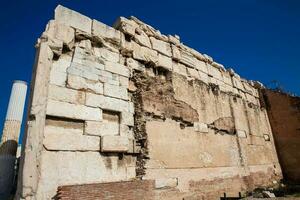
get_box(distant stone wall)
[262,89,300,184]
[16,5,282,200]
[55,180,155,200]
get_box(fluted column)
[0,81,27,199]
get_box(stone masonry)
[16,5,282,200]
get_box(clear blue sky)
[0,0,299,141]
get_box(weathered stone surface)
[45,20,75,49]
[236,130,247,138]
[85,121,119,136]
[150,37,172,57]
[86,93,129,113]
[104,61,130,77]
[48,84,85,105]
[157,53,172,70]
[104,83,128,100]
[67,62,100,81]
[113,17,138,37]
[55,5,92,33]
[101,135,129,152]
[132,42,158,64]
[46,100,102,121]
[171,44,181,61]
[155,178,178,189]
[44,125,100,151]
[172,61,187,76]
[94,47,120,63]
[92,19,121,44]
[168,35,180,45]
[180,49,197,68]
[121,112,134,126]
[67,74,103,94]
[134,28,151,48]
[194,122,209,133]
[187,67,200,79]
[126,58,145,72]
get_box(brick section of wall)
[262,89,300,183]
[55,180,155,200]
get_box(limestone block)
[94,47,120,63]
[236,130,247,138]
[86,93,129,113]
[50,55,71,86]
[195,59,208,74]
[126,58,145,72]
[194,122,209,133]
[119,76,129,88]
[187,68,200,79]
[120,124,134,139]
[132,43,158,64]
[211,62,225,71]
[113,17,138,37]
[85,121,119,136]
[171,44,181,61]
[172,61,187,76]
[104,83,128,100]
[45,37,63,56]
[198,70,209,84]
[67,62,100,81]
[51,55,72,73]
[207,65,223,81]
[67,74,103,94]
[92,19,121,45]
[242,81,254,95]
[189,48,206,62]
[46,100,102,121]
[101,135,129,152]
[45,20,75,49]
[232,76,245,91]
[98,70,119,85]
[157,53,172,70]
[134,28,152,48]
[48,84,85,105]
[155,178,178,189]
[168,35,180,45]
[55,5,92,34]
[222,72,233,86]
[49,69,67,87]
[104,61,130,77]
[121,112,134,126]
[150,37,172,57]
[180,49,197,68]
[44,125,100,151]
[203,54,213,63]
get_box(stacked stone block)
[16,5,281,200]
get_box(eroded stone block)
[236,130,247,138]
[67,74,103,94]
[158,53,172,70]
[85,121,119,136]
[44,125,100,151]
[47,100,102,121]
[86,93,129,113]
[101,135,129,152]
[194,122,209,133]
[150,37,172,57]
[104,83,128,100]
[104,61,130,77]
[92,19,121,44]
[55,5,92,33]
[48,84,85,105]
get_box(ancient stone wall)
[262,89,300,184]
[16,5,282,200]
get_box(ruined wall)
[262,89,300,184]
[16,5,282,200]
